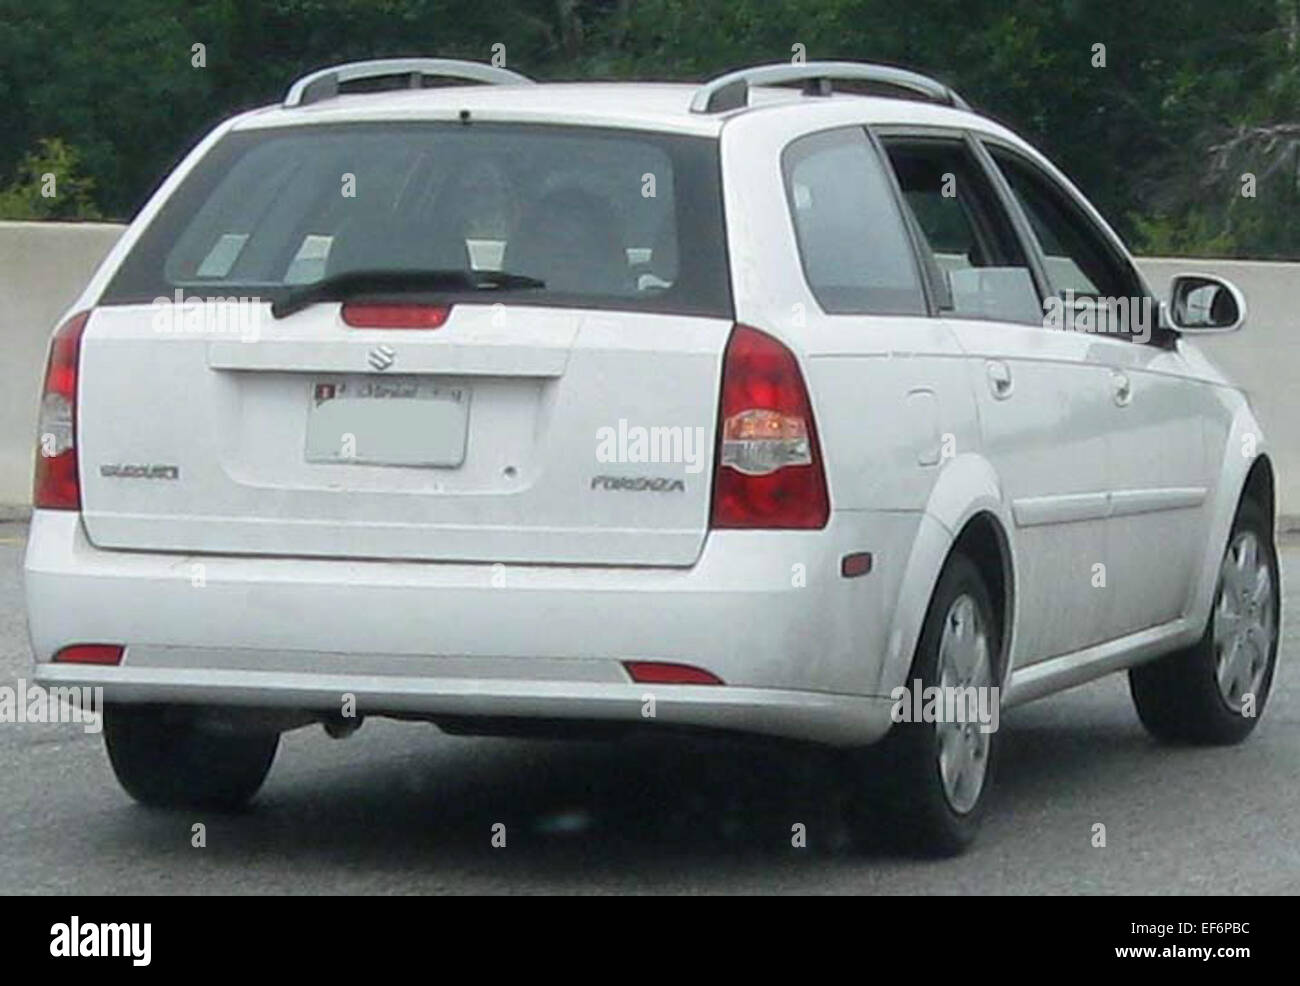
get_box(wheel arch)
[1240,453,1276,529]
[949,511,1014,687]
[1187,404,1277,634]
[876,454,1017,694]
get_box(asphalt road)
[2,521,1298,895]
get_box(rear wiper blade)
[271,269,545,319]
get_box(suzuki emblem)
[368,345,396,371]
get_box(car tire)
[104,704,279,810]
[843,552,1001,857]
[1129,498,1279,746]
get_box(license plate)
[304,376,469,467]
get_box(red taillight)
[710,325,829,529]
[624,661,724,685]
[52,644,124,665]
[341,302,450,329]
[33,311,90,510]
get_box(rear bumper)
[24,510,919,746]
[35,662,894,746]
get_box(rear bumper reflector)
[623,661,724,685]
[840,552,873,578]
[52,644,125,666]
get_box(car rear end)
[24,89,897,747]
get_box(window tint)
[782,128,925,315]
[883,137,1041,325]
[103,123,731,318]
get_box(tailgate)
[77,303,729,565]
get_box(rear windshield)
[103,122,732,317]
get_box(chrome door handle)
[1112,370,1132,407]
[986,360,1013,400]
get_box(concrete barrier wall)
[0,224,1297,519]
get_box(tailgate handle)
[207,340,568,377]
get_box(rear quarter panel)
[719,104,1008,696]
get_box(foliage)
[0,138,101,220]
[1,0,1298,255]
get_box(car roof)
[231,80,1018,141]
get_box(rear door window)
[103,123,731,318]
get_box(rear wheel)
[1129,498,1279,745]
[843,553,1001,856]
[104,704,279,810]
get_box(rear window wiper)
[270,269,546,319]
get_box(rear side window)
[782,128,926,315]
[103,123,731,318]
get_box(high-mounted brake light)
[341,302,450,329]
[710,325,829,529]
[33,311,90,510]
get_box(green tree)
[0,138,102,220]
[3,0,1299,257]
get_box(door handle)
[1112,370,1132,407]
[986,359,1013,400]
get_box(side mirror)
[1166,274,1246,333]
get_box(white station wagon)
[25,59,1280,854]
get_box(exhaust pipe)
[322,712,364,739]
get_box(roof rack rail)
[284,58,534,108]
[689,61,969,114]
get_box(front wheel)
[842,553,1001,856]
[1129,498,1280,745]
[104,704,279,810]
